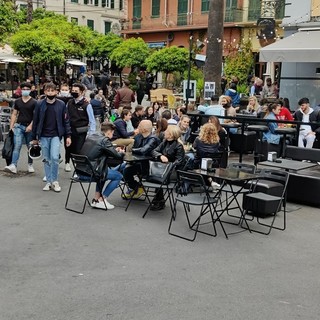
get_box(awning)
[66,59,86,66]
[259,30,320,62]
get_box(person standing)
[4,82,37,174]
[136,75,146,105]
[64,83,96,172]
[81,68,96,94]
[114,80,135,109]
[31,83,72,192]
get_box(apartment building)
[122,0,285,78]
[16,0,124,34]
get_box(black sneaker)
[150,201,166,211]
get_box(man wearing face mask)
[4,82,37,174]
[57,83,72,104]
[32,82,72,192]
[64,82,96,172]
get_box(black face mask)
[71,92,79,99]
[46,95,56,101]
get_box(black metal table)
[259,159,317,172]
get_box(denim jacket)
[263,112,280,144]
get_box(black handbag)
[147,161,174,184]
[2,130,14,160]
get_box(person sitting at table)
[225,82,240,108]
[155,118,168,142]
[112,109,139,151]
[277,99,294,122]
[262,103,282,145]
[79,122,125,210]
[220,95,238,133]
[150,125,186,211]
[256,98,269,118]
[208,115,227,148]
[122,120,160,200]
[144,106,155,123]
[178,115,191,145]
[246,96,260,115]
[192,123,221,169]
[294,97,320,149]
[198,95,225,119]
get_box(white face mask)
[60,91,69,97]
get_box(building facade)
[16,0,124,34]
[122,0,285,79]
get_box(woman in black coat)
[150,125,185,210]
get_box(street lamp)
[186,36,206,108]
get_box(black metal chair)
[168,170,227,241]
[247,125,269,165]
[65,154,107,214]
[220,162,257,222]
[242,169,289,235]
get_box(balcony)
[225,8,243,23]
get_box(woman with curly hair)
[192,123,221,168]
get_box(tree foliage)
[110,37,149,69]
[11,14,93,66]
[146,46,188,75]
[0,0,19,44]
[223,40,254,85]
[87,33,123,63]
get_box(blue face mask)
[22,90,30,97]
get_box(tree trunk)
[204,0,224,95]
[27,0,33,23]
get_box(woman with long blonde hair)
[192,123,221,168]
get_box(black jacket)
[112,118,134,139]
[131,112,144,129]
[294,109,320,133]
[132,133,160,155]
[152,139,185,168]
[80,133,124,178]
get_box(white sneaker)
[95,199,115,210]
[52,181,61,192]
[28,164,35,173]
[43,183,51,191]
[43,176,47,182]
[65,163,71,172]
[4,164,17,174]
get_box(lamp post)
[185,33,193,109]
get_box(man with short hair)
[131,105,145,129]
[32,83,72,192]
[122,120,160,199]
[81,68,96,92]
[79,122,125,210]
[4,82,37,174]
[114,80,135,109]
[64,83,96,172]
[112,109,138,151]
[294,97,320,148]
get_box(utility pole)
[204,0,224,95]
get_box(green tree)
[88,33,123,65]
[145,46,188,87]
[110,37,149,71]
[0,0,19,44]
[11,15,93,65]
[224,40,254,88]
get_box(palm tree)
[204,0,224,95]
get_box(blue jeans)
[40,136,61,183]
[78,164,123,198]
[12,124,33,166]
[100,168,123,198]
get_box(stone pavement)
[0,149,320,320]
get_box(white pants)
[298,131,315,148]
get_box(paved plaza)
[0,150,320,320]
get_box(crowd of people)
[2,71,320,213]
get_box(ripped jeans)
[40,136,61,183]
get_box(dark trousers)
[65,133,87,164]
[123,163,141,191]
